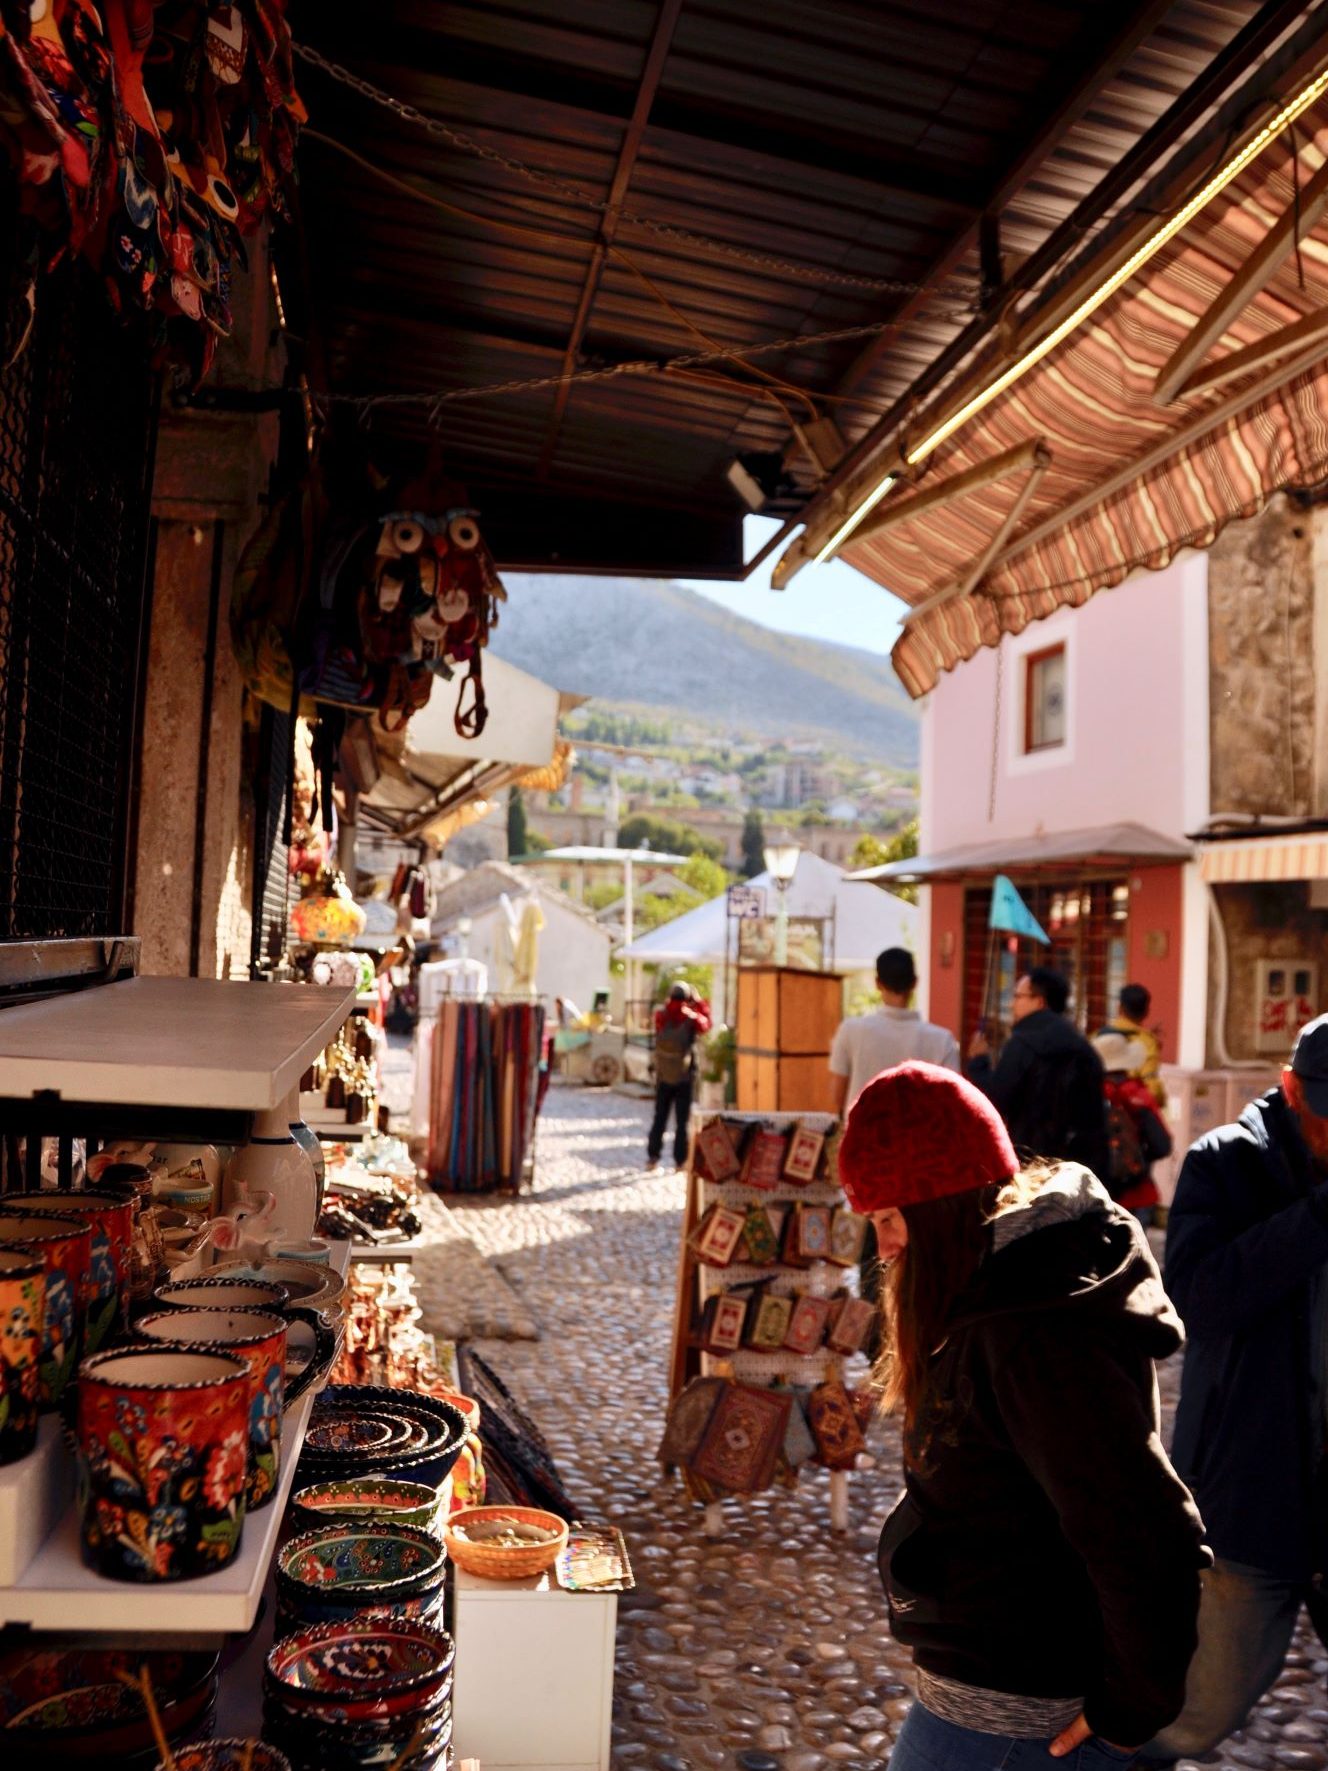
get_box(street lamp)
[763,842,801,967]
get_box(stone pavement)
[437,1083,1327,1771]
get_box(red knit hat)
[838,1060,1018,1214]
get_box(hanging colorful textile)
[0,0,303,373]
[426,1000,545,1194]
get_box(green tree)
[850,818,919,902]
[679,853,728,899]
[507,787,528,859]
[740,807,766,878]
[618,813,722,862]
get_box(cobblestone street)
[439,1084,1328,1771]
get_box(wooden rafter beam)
[535,0,684,481]
[1154,153,1328,406]
[833,0,1177,400]
[854,438,1049,546]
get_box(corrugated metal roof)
[294,0,1269,573]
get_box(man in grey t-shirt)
[829,947,960,1356]
[830,947,960,1115]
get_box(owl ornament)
[368,507,506,738]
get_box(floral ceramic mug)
[0,1248,45,1464]
[76,1345,250,1582]
[0,1213,91,1408]
[135,1307,335,1510]
[0,1189,133,1353]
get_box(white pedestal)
[0,1418,73,1586]
[452,1566,617,1771]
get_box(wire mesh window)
[0,253,156,941]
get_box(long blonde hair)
[873,1165,1048,1441]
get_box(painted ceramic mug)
[0,1189,133,1353]
[0,1213,91,1408]
[136,1307,335,1511]
[154,1275,289,1315]
[0,1248,45,1464]
[76,1345,250,1581]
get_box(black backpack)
[654,1015,697,1086]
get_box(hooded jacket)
[878,1168,1207,1748]
[970,1008,1109,1180]
[1165,1088,1328,1580]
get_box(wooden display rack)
[666,1109,857,1532]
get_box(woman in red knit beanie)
[838,1061,1207,1771]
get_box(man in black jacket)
[968,965,1109,1179]
[1142,1016,1328,1760]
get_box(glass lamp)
[762,843,801,965]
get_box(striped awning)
[838,106,1328,698]
[1198,832,1328,883]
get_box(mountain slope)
[491,575,918,763]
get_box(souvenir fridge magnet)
[784,1122,826,1184]
[742,1126,789,1190]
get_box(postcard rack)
[666,1109,869,1533]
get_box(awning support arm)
[853,437,1048,546]
[987,329,1328,579]
[1153,153,1328,406]
[1172,304,1328,400]
[901,446,1052,624]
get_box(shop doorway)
[962,878,1130,1047]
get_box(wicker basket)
[444,1506,568,1580]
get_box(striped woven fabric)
[844,112,1328,699]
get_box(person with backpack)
[647,982,711,1171]
[839,1062,1207,1770]
[1092,1031,1173,1227]
[968,966,1110,1181]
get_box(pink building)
[908,553,1208,1070]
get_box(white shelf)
[0,1242,351,1639]
[2,1384,318,1637]
[0,977,357,1110]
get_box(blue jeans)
[889,1706,1136,1771]
[1141,1559,1328,1760]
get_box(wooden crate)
[735,967,842,1113]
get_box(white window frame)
[1005,614,1077,777]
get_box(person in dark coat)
[1140,1016,1328,1761]
[839,1062,1207,1771]
[968,964,1109,1180]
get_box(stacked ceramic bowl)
[262,1616,455,1770]
[0,1644,219,1768]
[290,1476,445,1538]
[298,1386,466,1492]
[275,1521,448,1629]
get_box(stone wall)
[1207,495,1316,818]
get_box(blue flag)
[989,874,1050,943]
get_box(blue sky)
[680,515,908,658]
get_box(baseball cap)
[1290,1014,1328,1116]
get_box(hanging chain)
[292,43,980,304]
[319,315,934,415]
[987,643,1003,824]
